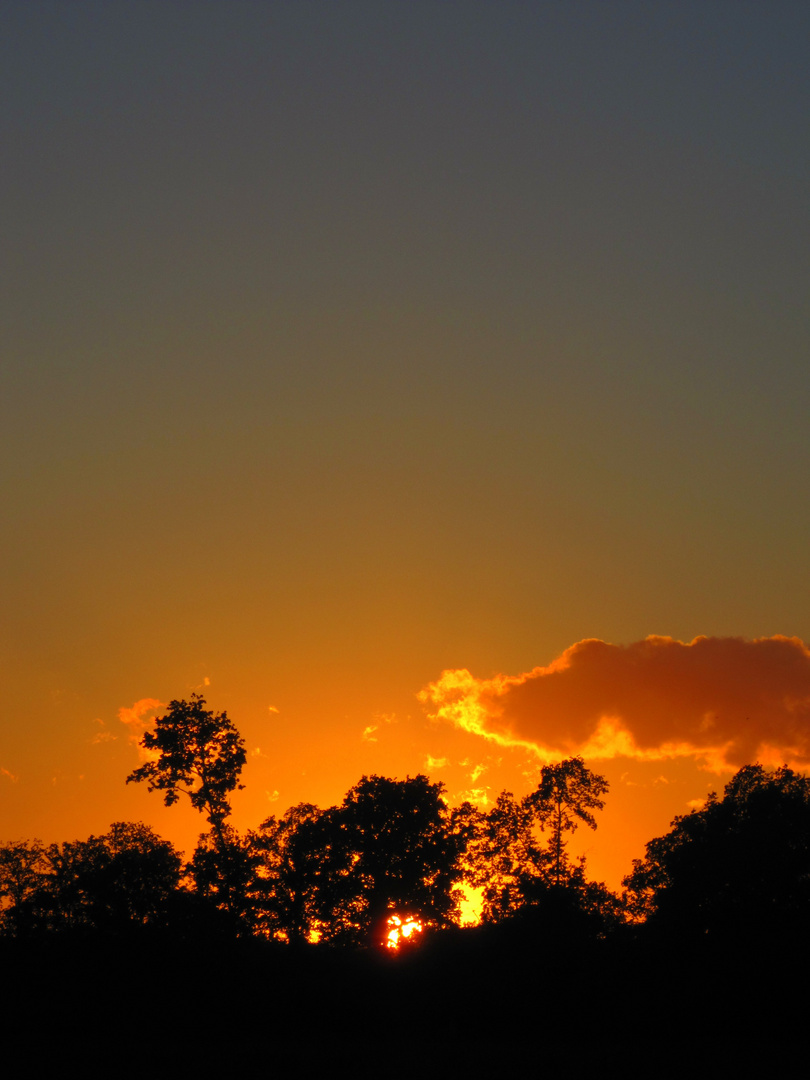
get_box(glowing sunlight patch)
[417,668,539,754]
[385,914,423,950]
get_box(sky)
[2,1,810,894]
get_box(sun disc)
[385,913,423,950]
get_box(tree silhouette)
[470,791,551,921]
[468,760,609,923]
[91,821,184,929]
[250,803,325,944]
[126,694,247,916]
[623,764,810,943]
[187,824,262,936]
[308,775,465,946]
[0,840,48,936]
[126,694,246,831]
[528,758,609,887]
[3,823,182,936]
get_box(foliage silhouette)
[126,694,246,831]
[126,694,247,915]
[469,790,550,921]
[0,840,48,935]
[188,824,263,936]
[2,823,182,936]
[304,774,466,946]
[470,759,610,921]
[528,757,609,887]
[250,803,325,944]
[5,734,810,1064]
[623,763,810,943]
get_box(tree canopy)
[250,804,325,944]
[468,758,610,922]
[307,775,466,945]
[623,764,810,943]
[529,757,609,887]
[2,698,625,948]
[126,695,246,831]
[1,823,182,937]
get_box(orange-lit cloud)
[455,787,492,807]
[419,636,810,771]
[425,754,448,770]
[90,718,117,745]
[361,712,397,743]
[118,698,164,760]
[90,731,117,745]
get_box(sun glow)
[385,914,423,950]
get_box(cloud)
[90,730,117,745]
[425,755,448,770]
[90,717,117,745]
[419,636,810,771]
[1,766,18,783]
[118,697,164,760]
[455,787,492,808]
[361,712,397,742]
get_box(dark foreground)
[2,920,807,1074]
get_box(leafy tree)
[92,821,184,928]
[4,823,182,936]
[187,824,262,936]
[528,757,609,887]
[0,840,48,936]
[126,694,247,916]
[469,760,609,923]
[471,791,551,922]
[250,803,325,944]
[444,800,488,918]
[126,694,246,832]
[623,764,810,942]
[309,775,466,946]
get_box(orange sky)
[6,635,808,894]
[3,5,810,898]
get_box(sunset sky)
[2,2,810,893]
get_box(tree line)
[3,694,810,951]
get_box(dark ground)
[2,922,807,1074]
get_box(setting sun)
[385,914,424,950]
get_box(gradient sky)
[2,2,809,892]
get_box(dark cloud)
[420,636,810,770]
